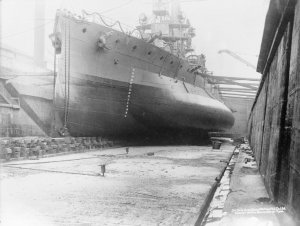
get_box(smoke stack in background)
[34,0,45,67]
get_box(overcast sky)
[1,0,270,78]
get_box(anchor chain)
[52,48,57,136]
[61,19,71,136]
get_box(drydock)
[0,0,300,225]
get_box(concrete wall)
[0,79,54,137]
[0,80,46,137]
[223,97,253,136]
[248,0,300,221]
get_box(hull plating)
[54,13,234,137]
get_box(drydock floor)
[0,145,235,226]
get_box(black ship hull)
[52,12,234,139]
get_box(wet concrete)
[0,144,234,226]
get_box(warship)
[50,0,234,139]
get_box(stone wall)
[0,136,120,161]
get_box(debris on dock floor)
[1,145,235,226]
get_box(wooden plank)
[220,91,256,95]
[199,73,261,81]
[219,88,257,92]
[210,80,258,90]
[221,95,255,100]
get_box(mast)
[137,0,195,57]
[170,0,181,23]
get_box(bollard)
[126,147,129,154]
[212,141,222,150]
[100,164,106,176]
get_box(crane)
[218,49,256,70]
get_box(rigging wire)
[143,0,209,5]
[81,10,146,40]
[4,156,102,165]
[0,21,53,40]
[99,0,136,14]
[82,10,126,33]
[3,165,101,177]
[3,152,128,166]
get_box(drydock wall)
[223,97,253,136]
[0,79,47,137]
[0,45,56,137]
[248,0,300,220]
